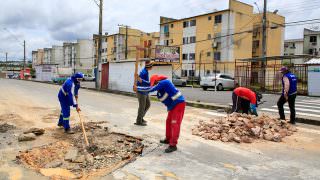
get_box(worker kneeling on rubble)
[232,87,259,116]
[58,72,84,134]
[134,75,185,153]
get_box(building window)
[189,70,195,77]
[207,52,211,57]
[207,34,212,40]
[189,36,196,43]
[170,39,174,44]
[183,21,189,28]
[189,53,195,60]
[182,53,188,60]
[164,40,169,46]
[183,37,188,44]
[164,25,169,33]
[181,70,188,77]
[290,43,296,49]
[208,16,212,21]
[253,40,260,48]
[310,36,317,43]
[214,52,221,60]
[171,24,174,28]
[215,15,222,24]
[206,70,211,75]
[190,19,196,26]
[309,49,314,55]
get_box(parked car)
[173,75,187,87]
[200,74,235,91]
[52,76,68,84]
[83,74,95,81]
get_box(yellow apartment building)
[93,27,160,64]
[160,0,285,77]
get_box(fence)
[235,55,312,95]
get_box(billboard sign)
[155,45,180,63]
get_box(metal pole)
[125,25,128,59]
[5,52,8,71]
[95,0,103,89]
[199,51,202,83]
[23,40,26,71]
[261,0,267,91]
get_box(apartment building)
[252,13,285,58]
[75,39,94,74]
[43,48,52,64]
[93,27,160,63]
[303,28,320,56]
[284,39,304,64]
[160,0,285,77]
[51,45,64,67]
[63,42,77,70]
[32,51,38,68]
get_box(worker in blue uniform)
[57,72,84,133]
[134,74,186,153]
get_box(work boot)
[160,139,169,144]
[142,119,147,124]
[64,129,75,134]
[134,122,147,126]
[57,123,63,127]
[165,146,177,153]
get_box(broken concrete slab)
[18,133,36,142]
[23,128,45,136]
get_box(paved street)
[1,79,320,179]
[81,82,320,120]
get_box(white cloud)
[0,0,319,60]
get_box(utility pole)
[96,0,103,89]
[198,51,202,80]
[5,52,8,71]
[261,0,267,91]
[23,40,26,71]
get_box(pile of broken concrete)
[192,113,298,143]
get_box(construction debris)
[0,123,15,133]
[192,113,298,143]
[18,133,37,142]
[23,128,45,136]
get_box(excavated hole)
[16,121,144,179]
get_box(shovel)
[77,111,89,147]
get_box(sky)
[0,0,320,61]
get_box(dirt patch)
[42,110,60,123]
[17,122,143,179]
[0,113,23,122]
[192,113,298,143]
[0,123,16,133]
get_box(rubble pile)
[17,122,143,178]
[192,113,298,143]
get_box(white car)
[200,74,235,91]
[83,74,95,81]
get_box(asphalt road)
[1,78,320,179]
[81,82,320,120]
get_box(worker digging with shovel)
[57,72,84,134]
[134,74,186,153]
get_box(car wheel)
[182,82,186,86]
[217,84,224,91]
[202,87,208,91]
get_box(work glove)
[250,104,258,116]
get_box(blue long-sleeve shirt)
[58,78,80,107]
[137,79,185,111]
[136,67,150,95]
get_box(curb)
[20,79,320,126]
